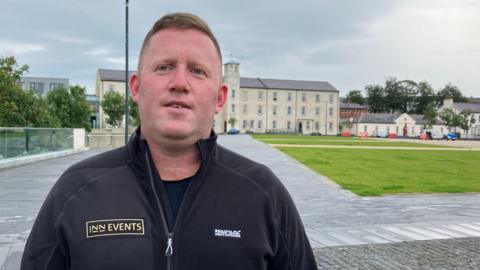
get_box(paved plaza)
[1,135,480,269]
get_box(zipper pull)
[165,233,173,257]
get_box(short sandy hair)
[137,12,222,72]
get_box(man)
[21,12,317,269]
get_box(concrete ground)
[1,135,480,269]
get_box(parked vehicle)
[419,129,444,140]
[372,130,388,138]
[443,132,457,141]
[227,128,239,135]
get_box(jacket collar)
[126,127,218,182]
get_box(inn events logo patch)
[86,219,144,238]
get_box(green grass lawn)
[276,147,480,196]
[251,134,449,148]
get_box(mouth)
[164,100,191,110]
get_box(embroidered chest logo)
[214,229,241,238]
[86,219,144,238]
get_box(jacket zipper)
[145,152,174,270]
[145,142,208,270]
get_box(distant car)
[443,132,457,141]
[419,129,444,140]
[372,130,388,138]
[227,128,239,135]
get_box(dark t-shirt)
[162,177,192,223]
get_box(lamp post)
[124,0,129,144]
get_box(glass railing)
[0,128,74,160]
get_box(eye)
[155,65,173,73]
[190,67,207,77]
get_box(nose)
[169,66,189,93]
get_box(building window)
[287,121,291,130]
[258,105,263,115]
[315,121,319,130]
[272,121,277,129]
[250,120,254,128]
[387,126,390,133]
[329,107,333,116]
[30,82,45,95]
[231,89,236,99]
[316,94,320,103]
[301,93,306,102]
[242,120,247,129]
[329,94,334,103]
[287,92,292,102]
[411,127,415,134]
[316,107,320,115]
[301,106,306,115]
[108,84,114,92]
[258,91,263,101]
[258,120,262,129]
[329,122,333,130]
[287,106,292,115]
[273,92,277,101]
[231,104,235,112]
[273,105,277,115]
[364,126,367,132]
[396,126,399,133]
[243,91,248,102]
[306,121,310,129]
[243,104,248,114]
[49,83,63,91]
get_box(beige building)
[96,63,340,134]
[96,69,133,129]
[216,61,339,135]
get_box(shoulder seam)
[53,165,129,227]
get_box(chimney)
[443,96,454,106]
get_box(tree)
[439,108,461,132]
[423,103,437,129]
[129,96,140,126]
[345,90,365,105]
[437,83,467,104]
[383,78,417,113]
[227,115,237,128]
[458,110,476,137]
[365,84,385,113]
[416,81,436,114]
[0,56,30,127]
[47,86,72,128]
[69,85,91,131]
[102,91,124,127]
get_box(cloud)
[0,40,45,55]
[86,48,110,56]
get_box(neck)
[142,132,203,181]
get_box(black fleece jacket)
[21,131,317,270]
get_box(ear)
[129,72,140,103]
[215,83,228,114]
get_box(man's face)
[130,28,227,143]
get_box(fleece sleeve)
[269,175,318,270]
[21,187,68,270]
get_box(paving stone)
[314,237,480,270]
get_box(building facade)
[351,112,447,137]
[215,61,340,135]
[439,97,480,138]
[18,76,69,97]
[96,63,340,134]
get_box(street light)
[124,0,129,144]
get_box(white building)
[439,97,480,138]
[351,112,447,137]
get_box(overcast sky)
[1,0,479,97]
